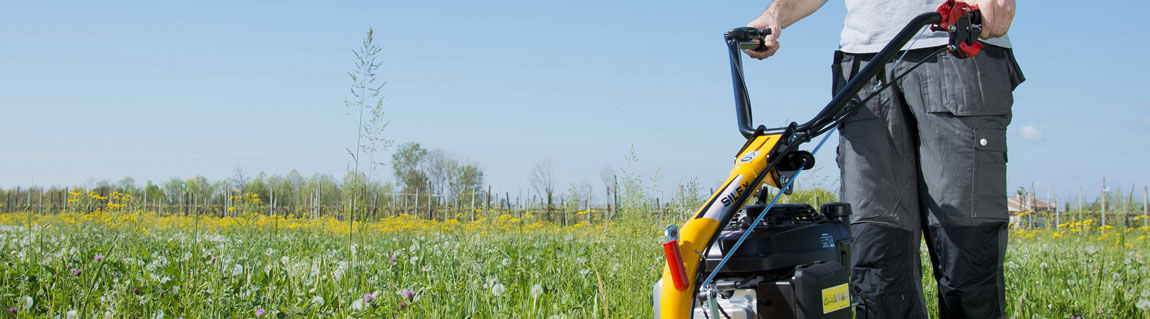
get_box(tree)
[453,164,484,204]
[392,142,429,195]
[144,180,164,204]
[162,177,183,205]
[600,166,615,208]
[115,177,138,194]
[229,166,249,193]
[392,142,486,217]
[530,159,556,219]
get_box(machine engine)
[656,201,854,319]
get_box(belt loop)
[849,53,862,80]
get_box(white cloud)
[1019,125,1045,141]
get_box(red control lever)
[663,240,689,291]
[935,0,983,58]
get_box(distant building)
[1008,195,1055,215]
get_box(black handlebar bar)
[727,12,945,139]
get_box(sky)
[2,0,1148,206]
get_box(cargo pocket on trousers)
[972,126,1008,220]
[928,45,1016,117]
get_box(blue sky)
[2,0,1147,206]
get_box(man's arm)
[970,0,1014,39]
[745,0,827,60]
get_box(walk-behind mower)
[653,1,985,318]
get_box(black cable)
[717,302,733,319]
[814,47,949,136]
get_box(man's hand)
[971,0,1014,39]
[743,0,825,60]
[745,14,782,59]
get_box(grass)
[0,209,1147,318]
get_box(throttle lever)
[934,0,983,58]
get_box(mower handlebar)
[727,0,983,140]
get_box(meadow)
[0,192,1148,318]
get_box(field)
[1,196,1149,318]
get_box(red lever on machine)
[935,0,983,58]
[663,240,689,291]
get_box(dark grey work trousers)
[832,45,1024,319]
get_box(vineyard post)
[1144,186,1148,227]
[470,189,476,222]
[603,186,609,224]
[585,184,591,214]
[38,187,42,215]
[1126,185,1133,228]
[1044,189,1049,229]
[1053,198,1059,229]
[1029,189,1034,228]
[426,180,431,220]
[612,175,618,222]
[1102,177,1107,229]
[659,191,664,219]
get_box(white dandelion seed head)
[531,284,543,298]
[311,296,325,306]
[491,283,506,296]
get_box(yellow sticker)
[821,283,850,314]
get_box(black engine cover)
[703,203,851,274]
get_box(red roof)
[1008,195,1055,212]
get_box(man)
[744,0,1022,318]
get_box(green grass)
[0,215,1147,318]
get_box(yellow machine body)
[658,133,784,318]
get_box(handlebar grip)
[739,42,768,52]
[726,27,772,52]
[724,27,772,42]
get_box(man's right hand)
[745,13,782,59]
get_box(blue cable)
[699,125,839,294]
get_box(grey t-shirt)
[841,0,1010,53]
